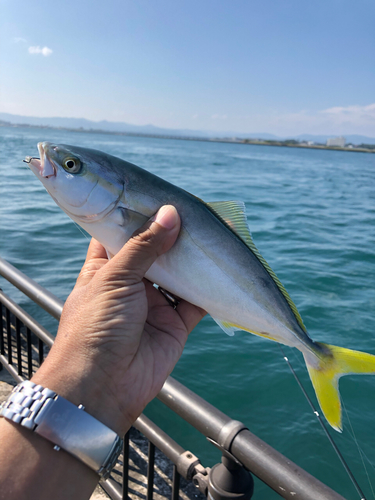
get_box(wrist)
[1,381,123,484]
[32,347,132,437]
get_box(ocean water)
[1,126,375,498]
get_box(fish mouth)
[24,142,56,178]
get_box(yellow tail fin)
[303,343,375,432]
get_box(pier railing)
[0,256,346,500]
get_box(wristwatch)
[0,380,123,479]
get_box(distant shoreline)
[1,121,374,154]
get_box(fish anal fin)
[303,343,375,432]
[211,317,279,342]
[212,318,240,336]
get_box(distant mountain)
[1,112,374,145]
[0,112,215,138]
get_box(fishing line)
[278,345,367,500]
[72,221,91,242]
[342,399,375,499]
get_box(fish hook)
[23,157,40,164]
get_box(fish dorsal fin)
[206,201,252,243]
[206,201,307,333]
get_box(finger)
[85,238,108,263]
[105,205,180,287]
[177,301,207,333]
[75,239,109,288]
[144,280,206,334]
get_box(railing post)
[207,455,254,500]
[0,301,3,371]
[6,307,12,365]
[122,431,129,500]
[15,317,22,376]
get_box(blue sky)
[1,0,374,136]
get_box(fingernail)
[152,205,179,229]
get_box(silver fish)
[26,142,375,431]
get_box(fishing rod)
[279,345,367,500]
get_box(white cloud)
[252,103,375,136]
[319,103,375,128]
[28,46,53,57]
[321,103,375,116]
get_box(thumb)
[105,205,180,286]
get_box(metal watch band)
[0,380,123,479]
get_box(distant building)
[326,136,346,147]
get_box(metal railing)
[0,256,346,500]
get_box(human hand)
[33,205,206,436]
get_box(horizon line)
[0,111,374,142]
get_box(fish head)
[25,142,125,224]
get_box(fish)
[25,141,375,432]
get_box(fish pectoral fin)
[304,343,375,432]
[105,248,114,260]
[212,318,240,336]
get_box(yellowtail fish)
[25,142,375,432]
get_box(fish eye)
[63,157,81,174]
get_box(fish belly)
[145,234,302,349]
